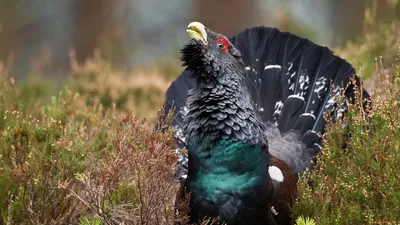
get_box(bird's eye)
[216,38,229,52]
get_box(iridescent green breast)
[187,137,268,204]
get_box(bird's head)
[181,22,245,80]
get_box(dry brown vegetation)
[69,49,176,124]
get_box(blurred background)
[0,0,399,121]
[0,0,397,77]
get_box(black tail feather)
[277,95,305,134]
[229,27,369,173]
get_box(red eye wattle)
[216,38,229,52]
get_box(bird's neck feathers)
[184,68,267,149]
[183,66,272,197]
[180,41,246,85]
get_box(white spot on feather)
[288,62,293,71]
[314,143,323,150]
[245,66,251,71]
[264,65,281,70]
[173,125,187,145]
[314,77,327,99]
[271,206,279,216]
[310,130,321,137]
[302,113,316,120]
[180,106,189,116]
[269,166,284,182]
[326,98,336,108]
[299,71,310,91]
[288,94,305,101]
[289,83,295,91]
[273,101,283,116]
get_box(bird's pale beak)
[186,22,208,45]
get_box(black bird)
[163,22,370,225]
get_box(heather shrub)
[65,111,180,225]
[292,57,400,224]
[0,75,182,224]
[68,49,179,124]
[292,3,400,223]
[0,83,97,224]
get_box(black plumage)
[163,23,370,224]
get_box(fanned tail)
[229,27,370,175]
[163,26,370,180]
